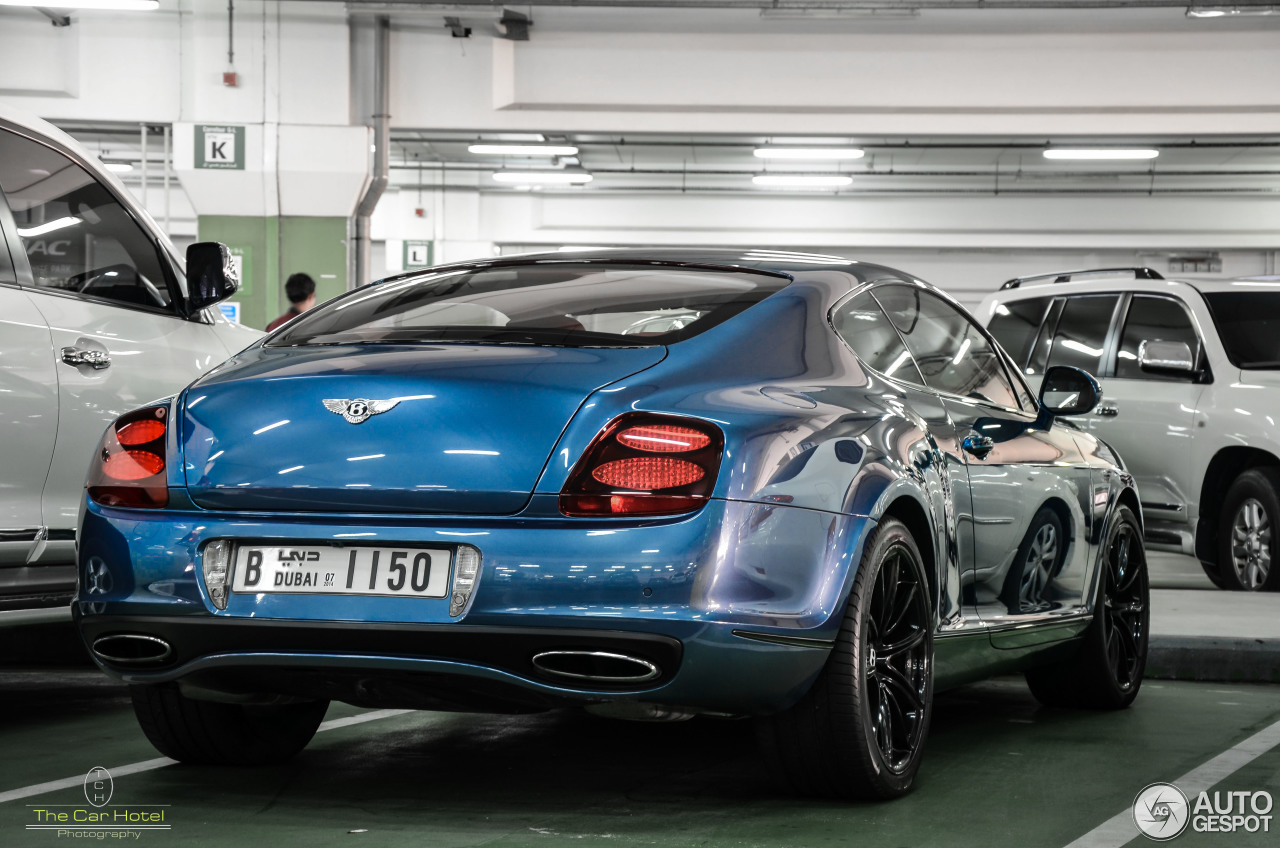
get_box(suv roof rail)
[1000,267,1165,290]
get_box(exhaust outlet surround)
[531,650,660,684]
[92,634,173,665]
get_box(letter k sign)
[205,132,234,162]
[196,126,244,170]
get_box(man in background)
[266,273,317,332]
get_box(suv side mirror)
[1039,365,1101,421]
[1138,340,1196,375]
[182,242,240,318]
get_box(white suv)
[979,267,1280,592]
[0,105,258,619]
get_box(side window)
[0,129,173,311]
[1116,295,1200,382]
[831,291,925,384]
[1046,295,1120,377]
[873,285,1023,411]
[987,296,1052,370]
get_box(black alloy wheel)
[1026,504,1149,710]
[1100,516,1147,693]
[865,542,932,774]
[757,518,934,800]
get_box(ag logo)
[84,766,113,808]
[1134,782,1190,841]
[322,398,400,425]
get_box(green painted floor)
[2,668,1277,848]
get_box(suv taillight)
[87,405,169,508]
[560,414,724,517]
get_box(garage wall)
[368,184,1280,304]
[386,8,1280,136]
[3,4,1278,311]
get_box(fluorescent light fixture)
[469,144,579,156]
[761,7,918,18]
[104,162,133,173]
[1187,5,1277,16]
[0,0,159,8]
[1043,148,1160,161]
[754,147,865,161]
[493,171,593,185]
[16,216,82,238]
[752,175,853,188]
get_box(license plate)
[231,545,452,598]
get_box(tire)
[130,684,329,765]
[1216,468,1280,592]
[1000,507,1064,614]
[1198,559,1228,590]
[757,518,933,800]
[1026,505,1149,710]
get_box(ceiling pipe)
[338,0,1279,11]
[353,15,391,290]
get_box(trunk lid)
[181,344,665,513]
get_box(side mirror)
[1038,365,1101,421]
[1138,340,1196,375]
[182,242,239,318]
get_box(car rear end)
[74,259,857,717]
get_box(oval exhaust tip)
[531,650,660,684]
[92,634,173,665]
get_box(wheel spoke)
[880,662,925,712]
[880,627,926,658]
[878,552,901,626]
[881,582,919,640]
[1114,622,1139,685]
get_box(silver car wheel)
[1230,497,1272,591]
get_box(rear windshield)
[270,263,791,348]
[1202,291,1280,369]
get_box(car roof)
[985,273,1280,302]
[403,248,910,283]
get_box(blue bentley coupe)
[76,249,1149,799]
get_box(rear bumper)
[75,493,872,713]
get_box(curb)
[1147,636,1280,684]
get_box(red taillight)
[592,457,704,489]
[615,424,712,453]
[87,405,169,508]
[116,419,165,446]
[103,450,165,481]
[560,413,723,517]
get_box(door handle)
[962,435,995,460]
[1097,401,1118,418]
[61,346,111,370]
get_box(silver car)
[0,105,257,619]
[981,267,1280,592]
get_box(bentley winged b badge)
[323,398,401,424]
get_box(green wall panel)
[197,215,347,330]
[280,217,349,310]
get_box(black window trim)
[0,120,188,320]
